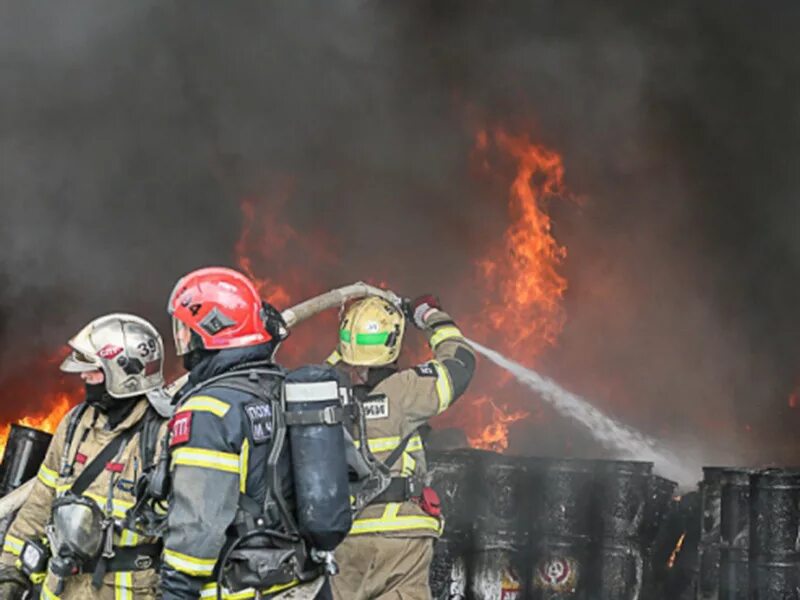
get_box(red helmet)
[167,267,272,355]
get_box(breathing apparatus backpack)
[150,363,357,598]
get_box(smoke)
[1,1,799,469]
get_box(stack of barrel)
[695,466,800,599]
[427,451,676,599]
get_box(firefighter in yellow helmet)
[328,294,476,600]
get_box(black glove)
[261,301,290,342]
[403,295,442,329]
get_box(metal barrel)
[471,530,526,600]
[593,460,653,600]
[0,424,53,496]
[718,469,752,600]
[473,452,528,539]
[430,536,469,600]
[642,475,679,550]
[748,468,800,599]
[529,458,596,599]
[698,467,727,600]
[427,449,484,540]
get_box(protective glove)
[0,566,30,600]
[261,300,290,342]
[403,295,442,329]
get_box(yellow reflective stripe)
[114,571,133,600]
[201,579,300,599]
[164,548,216,577]
[325,349,342,366]
[119,528,140,547]
[351,510,441,535]
[37,464,58,489]
[354,435,423,454]
[180,395,230,418]
[172,447,240,474]
[429,326,463,348]
[41,582,61,600]
[401,451,416,477]
[239,438,250,494]
[83,492,135,520]
[431,360,454,413]
[3,534,24,556]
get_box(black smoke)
[1,1,799,468]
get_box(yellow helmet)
[338,296,406,366]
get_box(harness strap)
[83,542,162,573]
[369,476,422,504]
[70,419,144,497]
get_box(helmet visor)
[60,349,101,373]
[172,318,202,356]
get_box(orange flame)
[467,396,531,452]
[435,128,570,452]
[475,129,568,354]
[0,393,74,457]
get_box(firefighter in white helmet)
[328,295,476,600]
[0,313,170,600]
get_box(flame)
[466,396,530,452]
[236,197,294,307]
[0,392,77,458]
[668,532,687,569]
[475,129,568,354]
[435,128,570,451]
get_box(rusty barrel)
[0,424,53,496]
[593,460,653,600]
[749,468,800,599]
[642,475,679,550]
[698,467,727,600]
[718,469,752,599]
[529,458,596,600]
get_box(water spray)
[468,339,698,486]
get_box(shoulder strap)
[59,402,91,477]
[70,419,144,497]
[138,407,163,470]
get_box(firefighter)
[161,267,336,600]
[0,314,169,599]
[328,294,476,600]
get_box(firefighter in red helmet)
[161,267,335,600]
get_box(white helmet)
[60,313,165,399]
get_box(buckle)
[135,555,153,570]
[406,477,422,498]
[321,406,340,425]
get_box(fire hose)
[0,281,401,521]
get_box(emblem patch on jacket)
[362,395,389,420]
[414,363,437,378]
[245,402,272,443]
[169,411,193,447]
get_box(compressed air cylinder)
[749,468,800,600]
[718,469,752,600]
[698,467,727,600]
[285,366,351,551]
[0,425,53,496]
[529,458,596,600]
[593,460,653,600]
